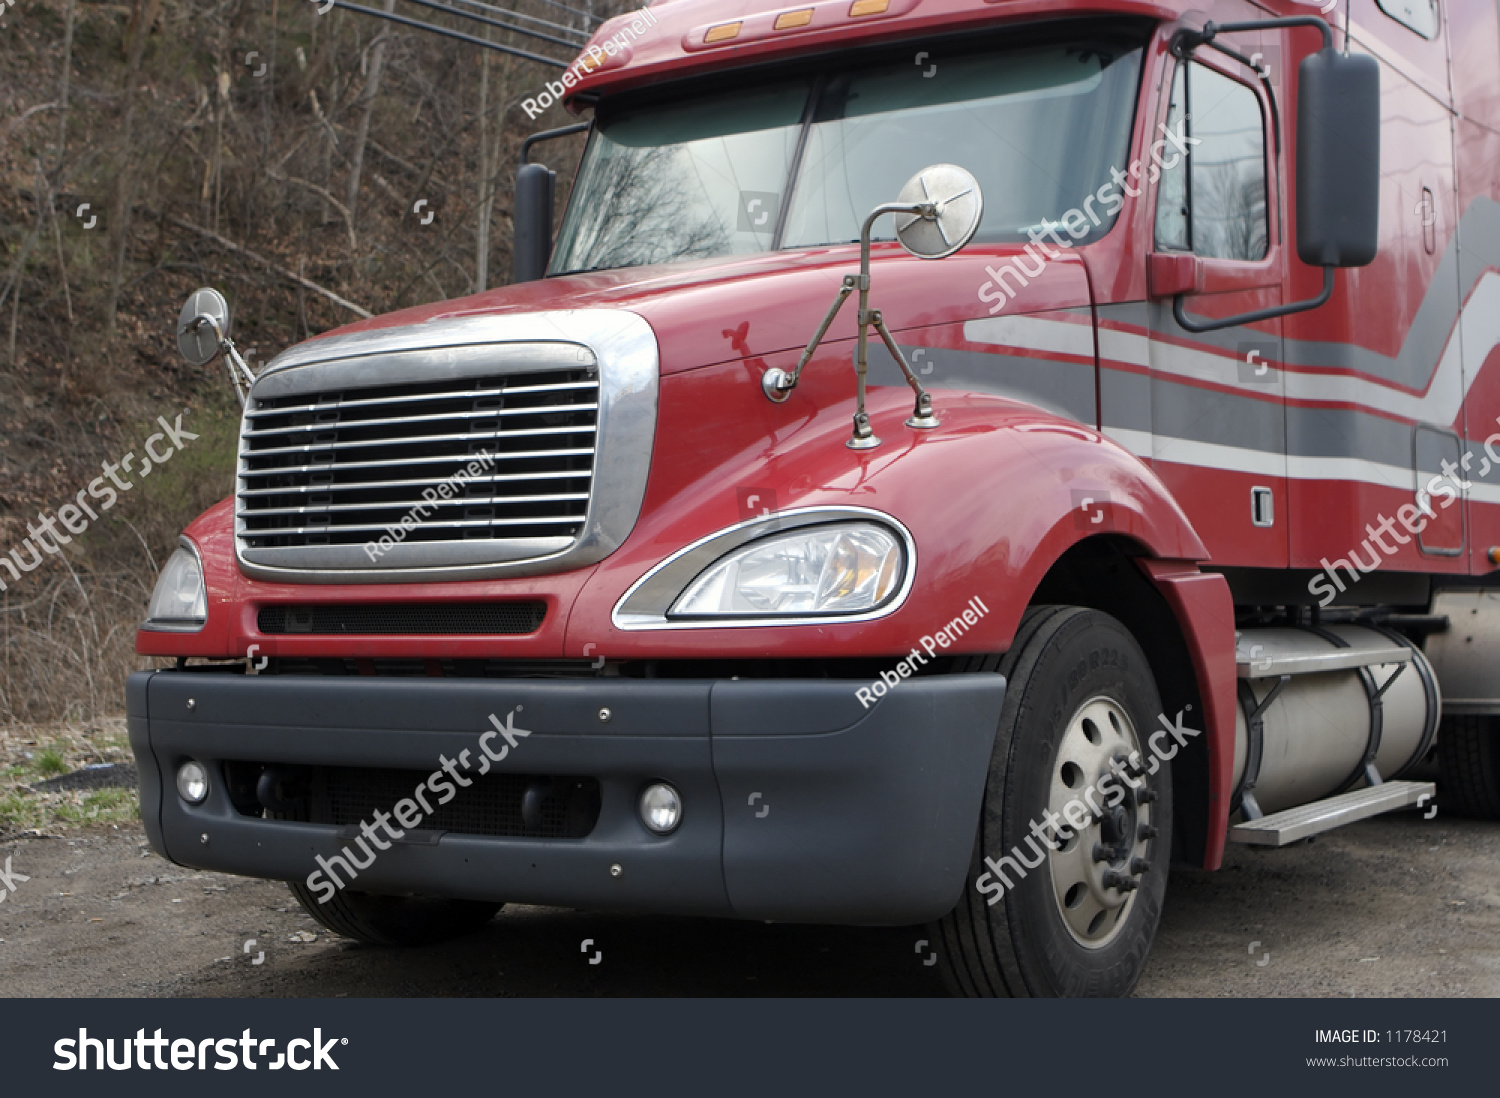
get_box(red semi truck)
[130,0,1500,996]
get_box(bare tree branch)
[164,214,374,318]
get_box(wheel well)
[1029,536,1210,867]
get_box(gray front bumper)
[127,670,1004,925]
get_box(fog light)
[639,782,682,834]
[176,760,209,804]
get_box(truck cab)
[129,0,1500,996]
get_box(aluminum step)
[1227,781,1435,847]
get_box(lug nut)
[1131,857,1152,875]
[1092,843,1115,864]
[1103,871,1139,892]
[1136,787,1158,805]
[1138,823,1159,840]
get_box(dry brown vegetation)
[0,0,601,723]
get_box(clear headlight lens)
[145,545,207,630]
[669,523,904,618]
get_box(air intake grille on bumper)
[239,366,598,550]
[231,762,601,839]
[258,602,546,635]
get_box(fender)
[566,349,1211,661]
[1135,558,1237,870]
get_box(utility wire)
[400,0,586,50]
[328,0,572,67]
[448,0,594,39]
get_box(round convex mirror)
[892,164,984,260]
[176,287,231,367]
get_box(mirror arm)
[189,313,255,406]
[765,276,858,403]
[870,310,938,429]
[225,340,257,394]
[1171,15,1335,155]
[1171,16,1333,57]
[519,121,591,167]
[1172,266,1335,334]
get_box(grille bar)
[240,422,593,460]
[243,402,599,439]
[248,515,585,538]
[244,447,595,478]
[239,469,587,496]
[245,492,590,517]
[243,380,598,418]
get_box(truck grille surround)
[234,312,659,584]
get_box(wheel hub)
[1045,696,1157,949]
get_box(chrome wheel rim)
[1046,695,1156,950]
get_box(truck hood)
[306,245,1093,376]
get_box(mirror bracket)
[1163,13,1371,333]
[1171,267,1335,334]
[513,121,591,284]
[763,165,982,450]
[764,204,938,450]
[1170,16,1332,161]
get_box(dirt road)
[1,810,1496,997]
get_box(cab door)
[1139,52,1290,568]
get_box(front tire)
[932,606,1172,997]
[287,883,501,947]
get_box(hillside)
[0,0,598,722]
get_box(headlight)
[144,543,207,631]
[669,523,904,618]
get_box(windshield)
[549,28,1147,275]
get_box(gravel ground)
[0,808,1495,997]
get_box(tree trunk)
[345,0,397,223]
[475,40,491,291]
[103,0,163,338]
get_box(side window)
[1154,61,1269,261]
[1376,0,1439,39]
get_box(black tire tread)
[932,604,1168,998]
[287,881,500,947]
[1438,715,1500,819]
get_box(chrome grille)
[233,312,660,584]
[239,366,598,549]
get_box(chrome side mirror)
[763,164,984,450]
[176,287,257,405]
